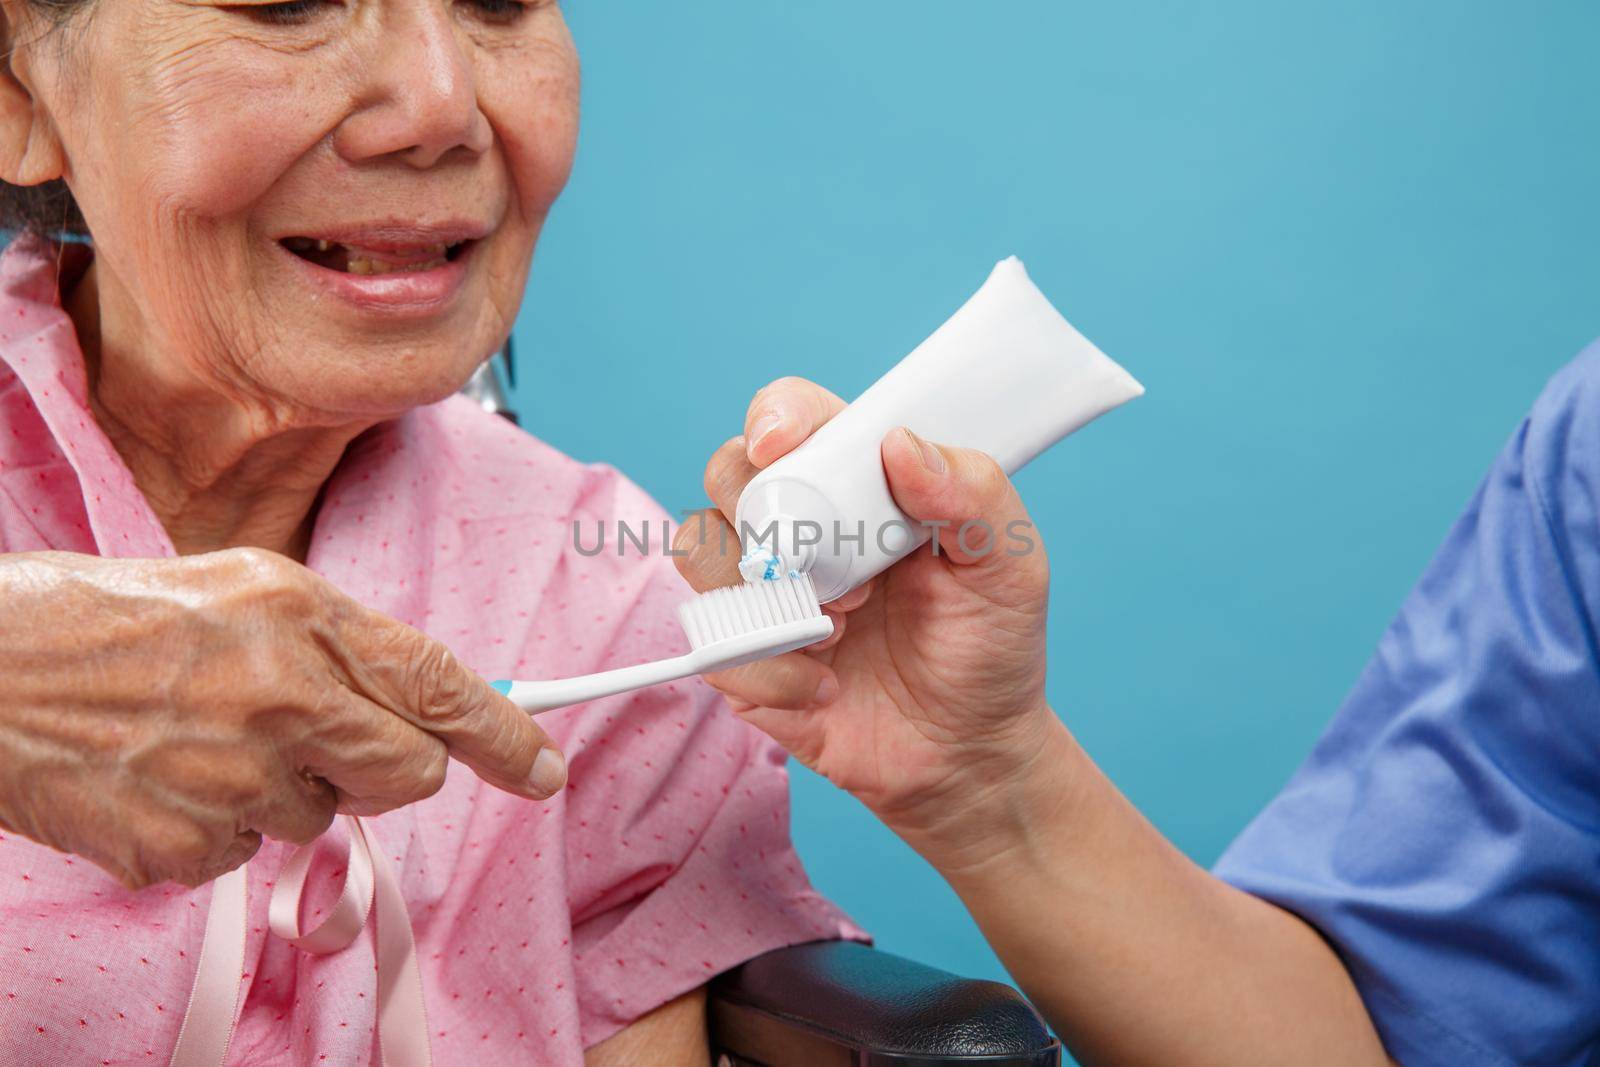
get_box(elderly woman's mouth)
[279,236,471,276]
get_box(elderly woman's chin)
[244,244,524,421]
[298,337,494,420]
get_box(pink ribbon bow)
[167,815,432,1067]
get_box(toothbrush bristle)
[677,574,825,649]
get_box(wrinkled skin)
[19,0,579,432]
[675,376,1057,859]
[0,549,568,888]
[0,0,582,888]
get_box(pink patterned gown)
[0,234,863,1065]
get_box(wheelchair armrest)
[709,940,1062,1066]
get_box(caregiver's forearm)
[898,715,1395,1067]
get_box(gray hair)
[1,0,95,238]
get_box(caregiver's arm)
[912,711,1395,1067]
[677,376,1393,1067]
[0,549,566,889]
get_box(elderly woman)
[0,1,864,1063]
[16,2,1592,1066]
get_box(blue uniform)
[1214,344,1600,1066]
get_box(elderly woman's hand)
[0,549,565,890]
[676,377,1057,862]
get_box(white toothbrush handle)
[491,614,833,716]
[496,651,705,714]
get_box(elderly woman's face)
[13,0,579,418]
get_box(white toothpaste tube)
[735,256,1143,603]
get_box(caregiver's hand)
[676,376,1054,862]
[682,382,1399,1067]
[0,549,565,890]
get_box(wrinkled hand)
[0,548,565,889]
[675,377,1057,848]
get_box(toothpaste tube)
[735,256,1143,603]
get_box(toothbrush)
[492,574,833,714]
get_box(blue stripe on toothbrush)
[490,679,513,697]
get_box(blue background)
[510,0,1600,998]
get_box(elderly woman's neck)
[96,401,364,561]
[66,264,373,561]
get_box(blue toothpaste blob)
[737,545,801,583]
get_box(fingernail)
[905,428,946,474]
[749,412,783,453]
[528,747,567,797]
[812,674,839,707]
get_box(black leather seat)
[709,940,1062,1066]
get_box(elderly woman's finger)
[174,831,265,890]
[672,508,743,592]
[744,377,848,468]
[242,764,340,847]
[335,608,567,801]
[291,695,453,817]
[703,650,839,712]
[114,803,266,891]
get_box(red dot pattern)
[0,235,865,1063]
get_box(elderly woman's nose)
[334,12,492,169]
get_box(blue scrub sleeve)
[1213,345,1600,1067]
